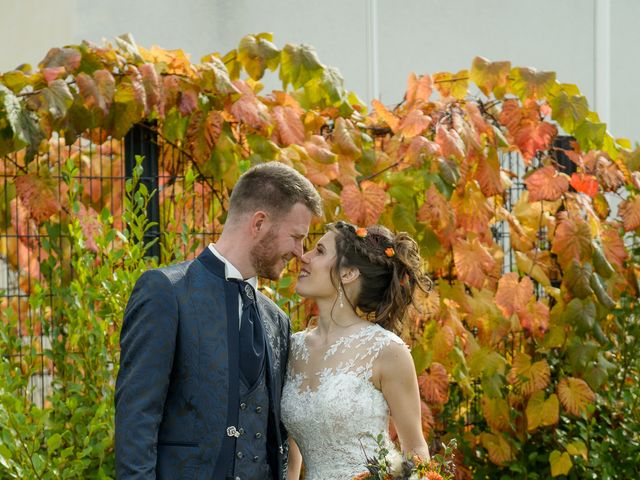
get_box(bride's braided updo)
[328,221,433,334]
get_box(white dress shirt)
[208,243,258,329]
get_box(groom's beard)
[250,227,285,280]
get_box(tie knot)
[234,280,255,303]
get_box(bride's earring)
[338,287,344,308]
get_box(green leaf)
[0,85,45,159]
[200,57,239,94]
[550,91,589,132]
[1,70,31,93]
[589,272,615,309]
[549,449,573,477]
[238,33,280,80]
[392,204,416,234]
[563,297,596,332]
[574,118,606,151]
[42,79,74,119]
[509,67,556,100]
[47,433,62,451]
[563,261,594,299]
[279,43,324,89]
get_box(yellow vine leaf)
[371,99,399,132]
[549,450,573,477]
[482,395,510,432]
[557,377,596,416]
[432,70,469,100]
[480,432,515,466]
[507,353,550,396]
[526,391,559,431]
[470,57,511,98]
[566,440,588,460]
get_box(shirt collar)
[208,243,258,290]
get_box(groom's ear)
[340,267,360,285]
[250,210,270,236]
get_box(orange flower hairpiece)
[355,227,368,238]
[385,247,395,257]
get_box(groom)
[115,161,322,479]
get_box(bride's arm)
[377,342,431,460]
[286,437,302,480]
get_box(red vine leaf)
[619,195,640,232]
[230,81,270,131]
[418,362,449,404]
[406,73,432,108]
[495,272,533,318]
[435,125,465,160]
[340,180,387,226]
[524,165,569,202]
[499,99,557,161]
[551,212,593,268]
[453,236,496,289]
[272,105,305,146]
[14,173,60,224]
[186,110,223,166]
[398,109,431,138]
[518,300,550,339]
[570,173,598,198]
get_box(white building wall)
[0,0,637,140]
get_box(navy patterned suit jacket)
[115,248,291,479]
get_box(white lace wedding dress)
[281,323,405,480]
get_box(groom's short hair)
[227,161,322,222]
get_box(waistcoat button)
[253,455,259,462]
[255,406,262,413]
[255,432,262,439]
[240,402,247,410]
[237,451,244,459]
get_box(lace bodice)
[281,323,405,480]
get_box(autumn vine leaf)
[508,353,551,396]
[418,362,450,404]
[526,391,559,431]
[500,100,557,161]
[470,56,511,98]
[619,195,640,232]
[569,172,599,198]
[524,165,569,202]
[557,377,596,416]
[340,180,387,226]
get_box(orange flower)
[425,472,444,480]
[351,473,372,480]
[355,227,368,238]
[385,247,395,257]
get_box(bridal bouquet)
[353,434,456,480]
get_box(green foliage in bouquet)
[353,434,456,480]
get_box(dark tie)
[234,280,265,387]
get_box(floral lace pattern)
[281,323,405,480]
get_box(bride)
[281,221,432,479]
